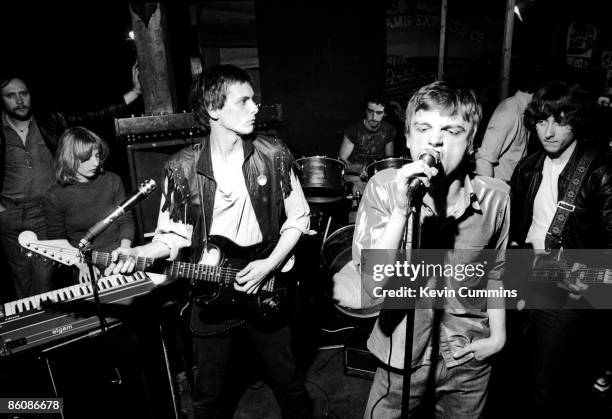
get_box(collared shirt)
[525,141,576,249]
[1,113,55,207]
[475,90,533,182]
[353,169,510,370]
[207,150,263,246]
[152,166,309,261]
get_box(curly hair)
[364,89,387,110]
[55,127,109,185]
[524,81,592,139]
[189,65,253,132]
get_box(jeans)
[0,202,53,299]
[523,309,604,418]
[191,323,313,419]
[365,357,491,419]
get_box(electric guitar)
[18,231,294,332]
[507,246,612,309]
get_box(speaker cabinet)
[126,138,201,243]
[0,324,179,419]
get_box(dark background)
[1,0,612,157]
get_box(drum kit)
[293,155,411,318]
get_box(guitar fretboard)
[91,252,275,291]
[531,267,612,284]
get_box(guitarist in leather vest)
[509,81,612,417]
[106,65,313,418]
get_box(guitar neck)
[17,231,279,292]
[532,267,612,284]
[90,251,155,272]
[90,251,274,290]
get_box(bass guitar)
[506,245,612,309]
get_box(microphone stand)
[79,243,108,333]
[79,241,122,385]
[401,183,426,418]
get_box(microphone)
[78,179,157,249]
[407,149,440,190]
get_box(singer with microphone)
[43,127,135,284]
[354,82,510,418]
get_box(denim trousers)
[523,309,609,418]
[191,323,313,419]
[0,202,53,299]
[365,357,491,419]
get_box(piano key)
[0,272,156,357]
[4,302,15,316]
[30,295,43,309]
[2,274,148,318]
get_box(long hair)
[55,127,109,185]
[189,65,253,132]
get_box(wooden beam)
[130,2,177,115]
[437,0,448,81]
[500,0,516,100]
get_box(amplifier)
[343,327,376,380]
[114,104,282,142]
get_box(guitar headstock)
[18,231,81,266]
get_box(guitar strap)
[196,167,208,252]
[180,152,207,319]
[545,148,597,250]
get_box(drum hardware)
[294,156,346,203]
[321,224,380,318]
[344,192,362,201]
[345,192,361,224]
[321,216,334,247]
[365,156,412,179]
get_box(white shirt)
[208,151,262,246]
[525,141,576,249]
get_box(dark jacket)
[0,101,129,189]
[162,134,295,263]
[510,142,612,250]
[162,134,298,335]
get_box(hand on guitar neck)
[531,248,590,300]
[103,234,296,295]
[104,241,167,277]
[17,231,295,331]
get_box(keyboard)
[0,272,167,356]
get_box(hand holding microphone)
[395,149,440,210]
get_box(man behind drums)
[338,90,396,196]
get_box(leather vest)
[162,134,294,262]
